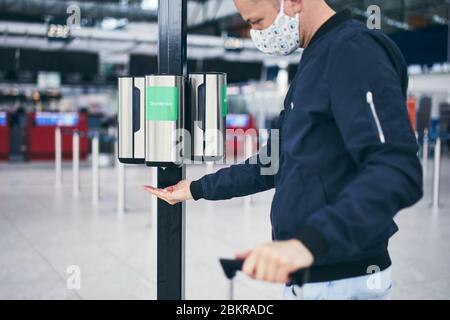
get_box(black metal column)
[156,0,187,300]
[448,4,450,63]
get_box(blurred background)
[0,0,449,300]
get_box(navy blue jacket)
[190,11,423,280]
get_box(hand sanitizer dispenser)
[189,73,227,162]
[145,74,185,167]
[117,77,145,164]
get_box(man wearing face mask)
[145,0,423,300]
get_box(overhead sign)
[37,72,61,89]
[47,19,72,41]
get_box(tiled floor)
[0,156,449,300]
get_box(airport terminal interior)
[1,0,450,300]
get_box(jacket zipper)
[366,91,386,144]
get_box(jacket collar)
[306,9,352,48]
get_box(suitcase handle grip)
[219,258,309,286]
[220,259,244,280]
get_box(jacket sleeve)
[297,32,423,261]
[190,111,284,201]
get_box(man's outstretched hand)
[236,240,314,283]
[143,180,193,205]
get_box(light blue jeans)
[284,267,392,300]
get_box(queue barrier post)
[432,137,442,211]
[422,129,429,181]
[72,130,80,197]
[92,132,100,204]
[55,127,62,187]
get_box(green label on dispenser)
[146,86,178,121]
[222,84,227,117]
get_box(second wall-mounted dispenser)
[189,72,227,162]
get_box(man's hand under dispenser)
[143,180,193,205]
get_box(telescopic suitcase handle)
[219,258,310,286]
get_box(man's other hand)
[236,240,314,283]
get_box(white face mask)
[250,0,300,56]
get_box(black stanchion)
[156,0,187,300]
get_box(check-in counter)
[0,112,9,161]
[27,111,89,160]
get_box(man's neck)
[300,1,336,48]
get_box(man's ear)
[285,0,303,16]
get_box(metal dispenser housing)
[145,74,185,167]
[117,77,145,164]
[189,72,227,162]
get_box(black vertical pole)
[156,0,187,300]
[447,4,450,63]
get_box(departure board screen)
[35,112,79,127]
[0,112,6,126]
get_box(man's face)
[234,0,280,30]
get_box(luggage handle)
[219,258,310,287]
